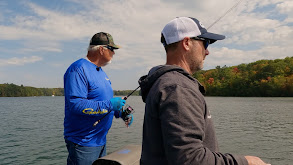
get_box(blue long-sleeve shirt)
[64,58,117,147]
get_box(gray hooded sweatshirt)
[139,65,248,165]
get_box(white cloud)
[205,42,293,70]
[0,0,292,88]
[212,0,293,68]
[21,46,62,53]
[0,56,42,66]
[276,1,293,23]
[277,1,293,13]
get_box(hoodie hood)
[138,65,205,102]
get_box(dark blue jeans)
[65,139,106,165]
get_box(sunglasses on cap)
[103,45,115,52]
[191,37,210,49]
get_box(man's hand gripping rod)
[93,86,140,127]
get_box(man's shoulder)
[71,58,88,67]
[158,71,197,87]
[69,58,94,70]
[64,59,91,77]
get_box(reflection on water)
[0,96,292,165]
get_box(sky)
[0,0,292,90]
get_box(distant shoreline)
[1,57,293,97]
[0,83,141,97]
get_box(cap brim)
[109,44,121,49]
[198,32,225,44]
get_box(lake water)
[0,96,292,165]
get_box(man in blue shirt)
[64,32,133,165]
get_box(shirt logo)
[82,108,108,115]
[105,78,110,81]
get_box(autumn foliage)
[193,57,293,97]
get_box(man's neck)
[86,52,100,67]
[166,53,191,74]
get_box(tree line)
[193,56,293,97]
[0,83,140,97]
[114,90,140,96]
[1,57,292,97]
[0,83,64,97]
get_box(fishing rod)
[207,0,245,30]
[124,86,140,100]
[93,86,140,127]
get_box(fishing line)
[207,0,245,30]
[93,0,246,126]
[93,0,245,126]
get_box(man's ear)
[182,37,191,50]
[99,46,104,55]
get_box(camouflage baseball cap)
[89,32,121,49]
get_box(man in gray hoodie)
[139,17,270,165]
